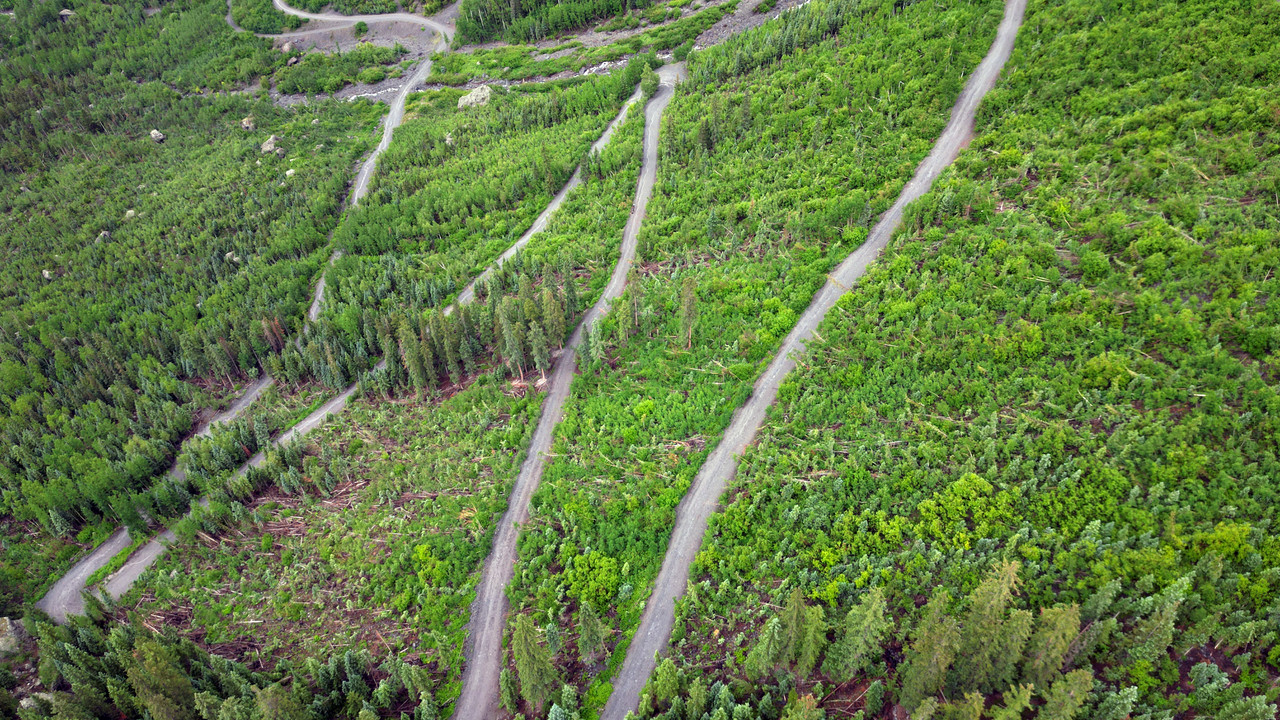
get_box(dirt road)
[454,64,685,720]
[599,1,1027,716]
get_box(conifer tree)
[745,617,783,680]
[518,274,540,326]
[542,287,565,347]
[1128,578,1188,664]
[577,602,606,663]
[501,299,526,377]
[127,640,196,720]
[512,614,557,712]
[687,678,708,720]
[823,586,890,681]
[1021,605,1080,692]
[530,322,551,381]
[653,658,679,705]
[991,608,1033,692]
[899,591,960,713]
[679,276,697,349]
[499,668,519,715]
[955,560,1021,693]
[989,684,1033,720]
[779,587,807,663]
[1039,669,1094,720]
[796,605,826,676]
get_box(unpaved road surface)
[454,64,684,720]
[600,1,1026,716]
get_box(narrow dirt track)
[454,63,686,720]
[600,1,1027,716]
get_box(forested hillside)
[2,0,1278,718]
[640,0,1280,718]
[110,99,650,711]
[499,0,1003,713]
[0,0,384,611]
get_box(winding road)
[454,63,685,720]
[37,0,649,625]
[600,0,1027,716]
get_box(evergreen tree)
[679,276,697,349]
[1128,578,1188,664]
[823,586,890,682]
[577,602,606,663]
[542,287,565,347]
[499,668,519,715]
[127,640,196,720]
[254,684,307,720]
[687,678,708,720]
[1020,605,1080,692]
[530,322,551,381]
[653,658,679,705]
[1039,669,1093,720]
[512,614,557,712]
[989,685,1033,720]
[990,609,1033,692]
[518,274,540,326]
[779,587,807,664]
[954,560,1021,693]
[899,591,960,713]
[795,605,826,676]
[501,298,526,377]
[744,617,783,680]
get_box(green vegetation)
[641,0,1280,717]
[112,104,646,708]
[229,0,304,34]
[501,0,1005,713]
[324,68,644,323]
[275,43,409,95]
[457,0,649,43]
[289,0,397,16]
[432,4,728,86]
[12,614,439,720]
[0,0,385,608]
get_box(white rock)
[457,84,492,109]
[124,209,136,219]
[0,616,26,655]
[149,128,165,142]
[41,269,53,280]
[241,115,256,130]
[285,168,296,177]
[260,134,281,154]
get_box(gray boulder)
[149,128,165,143]
[458,84,492,109]
[261,135,281,154]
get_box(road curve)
[600,1,1027,716]
[453,64,685,720]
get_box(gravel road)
[454,63,685,720]
[600,1,1027,716]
